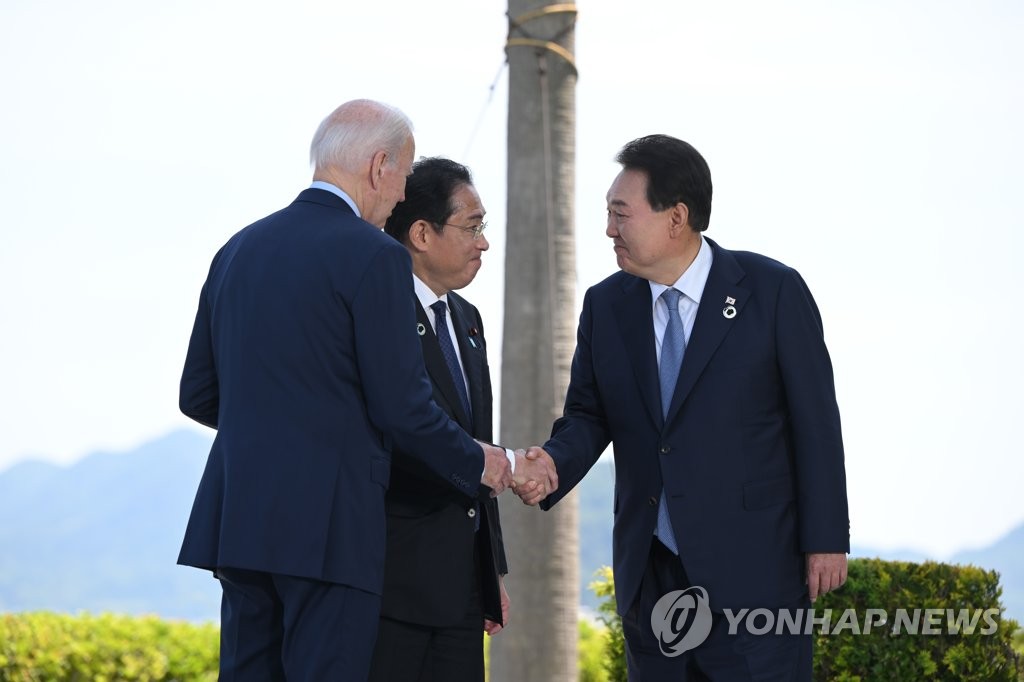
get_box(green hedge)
[588,559,1023,682]
[4,561,1020,681]
[814,559,1020,681]
[589,565,626,682]
[0,612,218,681]
[5,612,606,682]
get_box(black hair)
[615,135,712,232]
[384,157,473,242]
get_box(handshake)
[480,443,557,506]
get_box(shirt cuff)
[479,446,517,481]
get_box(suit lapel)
[416,301,473,429]
[612,276,662,428]
[665,240,748,424]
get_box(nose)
[606,216,618,238]
[478,234,490,251]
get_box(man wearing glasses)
[369,157,507,682]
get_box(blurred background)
[1,0,1021,623]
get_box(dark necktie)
[430,300,473,421]
[431,300,479,531]
[656,287,684,554]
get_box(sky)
[1,0,1022,560]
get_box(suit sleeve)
[776,269,850,553]
[179,266,220,429]
[351,244,484,497]
[541,288,613,510]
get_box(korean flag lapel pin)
[723,296,737,319]
[467,327,479,349]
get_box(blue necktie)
[656,288,684,554]
[430,301,473,421]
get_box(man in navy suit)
[178,100,513,681]
[519,135,849,680]
[369,157,507,682]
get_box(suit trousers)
[217,566,381,682]
[622,540,812,682]
[368,553,484,682]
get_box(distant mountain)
[1,431,1020,625]
[576,465,1024,623]
[849,546,932,564]
[0,429,221,621]
[952,525,1024,623]
[847,533,1024,623]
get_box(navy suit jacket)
[379,292,507,627]
[541,238,849,613]
[177,189,484,596]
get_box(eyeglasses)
[440,220,488,239]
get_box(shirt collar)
[413,273,448,314]
[649,235,713,304]
[309,180,360,218]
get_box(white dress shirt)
[412,274,516,474]
[413,274,470,397]
[649,236,714,361]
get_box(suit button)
[648,496,657,506]
[659,445,671,455]
[467,508,477,518]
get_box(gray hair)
[309,99,413,173]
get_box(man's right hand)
[512,446,559,505]
[480,442,513,495]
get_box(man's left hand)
[806,552,847,602]
[484,577,511,636]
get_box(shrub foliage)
[0,612,217,681]
[2,560,1020,681]
[589,566,626,682]
[589,559,1022,682]
[814,559,1021,681]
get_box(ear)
[368,150,388,191]
[668,202,690,237]
[407,219,434,253]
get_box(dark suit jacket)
[542,238,849,614]
[177,188,484,597]
[379,292,508,627]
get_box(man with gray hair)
[178,99,513,680]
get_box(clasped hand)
[510,446,558,506]
[478,442,558,504]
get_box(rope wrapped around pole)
[505,4,578,74]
